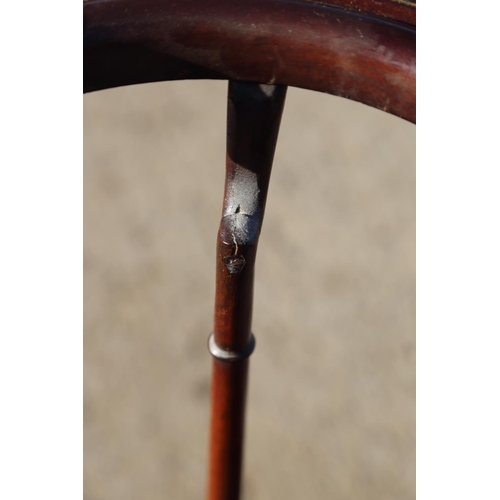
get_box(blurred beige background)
[84,81,415,500]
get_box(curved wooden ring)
[83,0,415,122]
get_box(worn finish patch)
[224,165,261,219]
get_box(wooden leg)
[207,81,287,500]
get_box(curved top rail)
[84,0,415,122]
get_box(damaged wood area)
[207,81,287,500]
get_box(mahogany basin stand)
[83,0,416,498]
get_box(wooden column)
[207,81,287,500]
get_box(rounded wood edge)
[83,0,415,122]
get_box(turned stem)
[206,81,287,500]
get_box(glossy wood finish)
[207,82,287,500]
[83,0,415,122]
[83,1,416,497]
